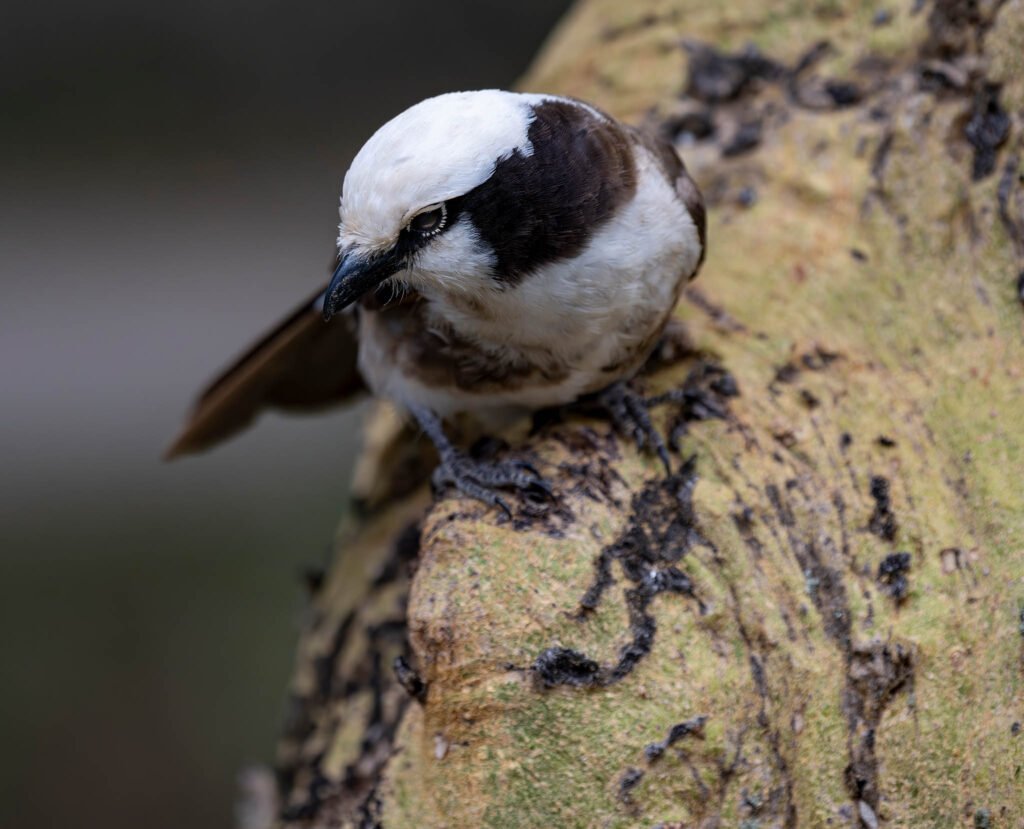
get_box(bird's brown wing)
[164,285,365,459]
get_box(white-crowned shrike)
[167,90,706,515]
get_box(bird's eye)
[409,204,447,236]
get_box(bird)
[165,90,706,515]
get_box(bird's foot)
[431,453,553,519]
[409,405,554,518]
[597,381,671,474]
[645,361,739,451]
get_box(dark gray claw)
[598,381,672,474]
[431,453,554,518]
[410,404,554,517]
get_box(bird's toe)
[432,453,554,516]
[598,381,672,474]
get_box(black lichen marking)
[765,484,796,527]
[871,131,895,188]
[791,74,865,110]
[577,549,615,614]
[673,36,870,166]
[825,80,863,107]
[800,389,821,409]
[684,42,784,103]
[533,647,601,689]
[745,643,798,824]
[647,360,740,450]
[840,432,853,451]
[662,106,716,142]
[1012,721,1021,736]
[842,640,914,812]
[280,768,333,822]
[313,611,358,701]
[731,503,769,565]
[996,154,1024,260]
[764,482,853,649]
[357,785,385,829]
[801,347,841,370]
[876,435,897,448]
[617,766,645,806]
[668,36,870,174]
[753,443,912,819]
[770,346,841,394]
[644,715,708,760]
[974,807,992,828]
[965,83,1010,181]
[393,655,426,703]
[683,37,863,116]
[371,520,421,587]
[774,363,800,385]
[922,0,991,61]
[877,552,912,602]
[281,618,414,823]
[807,557,852,647]
[917,58,972,92]
[535,460,704,689]
[608,466,702,683]
[1018,271,1024,306]
[791,39,833,76]
[868,476,899,541]
[723,119,763,157]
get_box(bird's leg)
[409,405,553,518]
[597,381,672,474]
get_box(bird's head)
[321,89,637,319]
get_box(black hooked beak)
[322,247,402,321]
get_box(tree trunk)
[262,1,1024,826]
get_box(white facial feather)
[405,220,497,298]
[338,90,551,251]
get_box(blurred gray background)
[0,2,572,827]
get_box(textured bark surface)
[261,1,1024,827]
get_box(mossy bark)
[267,1,1024,827]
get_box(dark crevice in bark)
[841,640,915,814]
[276,521,422,827]
[680,455,800,827]
[752,463,918,822]
[727,581,799,829]
[997,152,1024,261]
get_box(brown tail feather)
[164,286,365,459]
